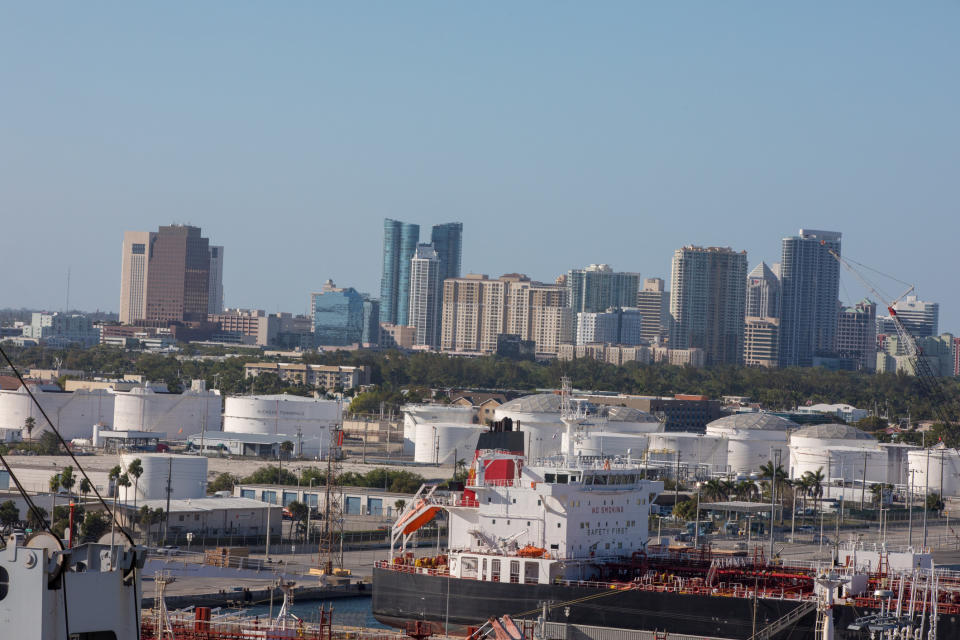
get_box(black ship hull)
[373,568,960,639]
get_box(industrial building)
[118,495,280,537]
[234,483,413,518]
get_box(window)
[524,561,539,584]
[491,559,501,582]
[132,243,145,255]
[482,558,488,581]
[509,561,520,584]
[462,557,478,579]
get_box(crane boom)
[821,243,956,432]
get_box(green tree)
[280,440,295,460]
[0,500,19,528]
[242,466,298,485]
[79,477,92,503]
[60,466,76,495]
[801,468,825,515]
[23,416,35,441]
[37,431,62,455]
[117,473,131,525]
[734,480,759,501]
[80,511,110,543]
[286,501,309,540]
[393,499,407,513]
[673,498,698,522]
[26,506,48,531]
[208,472,239,494]
[127,458,144,533]
[926,492,944,513]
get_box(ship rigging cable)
[0,344,136,548]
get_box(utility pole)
[163,457,172,545]
[923,449,930,549]
[769,448,779,562]
[908,469,915,547]
[860,452,867,511]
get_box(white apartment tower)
[891,295,939,338]
[636,278,670,345]
[408,244,443,348]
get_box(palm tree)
[759,460,789,523]
[734,480,759,501]
[79,478,92,505]
[60,466,76,497]
[48,473,61,526]
[869,483,884,508]
[127,459,144,534]
[702,478,725,502]
[802,468,825,516]
[280,440,295,460]
[24,416,35,442]
[117,473,132,529]
[108,465,122,537]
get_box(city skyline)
[2,5,958,330]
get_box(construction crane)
[823,243,957,433]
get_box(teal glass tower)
[379,219,420,325]
[430,222,463,283]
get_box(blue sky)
[2,3,958,328]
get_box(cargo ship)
[372,417,960,639]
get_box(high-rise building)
[379,219,421,326]
[575,308,643,346]
[408,244,443,348]
[144,225,212,323]
[778,229,842,368]
[877,333,956,377]
[22,312,100,348]
[439,273,571,356]
[361,297,381,345]
[743,317,779,368]
[636,278,670,345]
[836,299,877,372]
[670,246,748,365]
[892,295,939,338]
[567,264,640,336]
[745,262,780,319]
[119,230,156,324]
[430,222,463,283]
[207,246,224,315]
[310,280,365,346]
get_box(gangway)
[746,600,817,640]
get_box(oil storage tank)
[788,424,887,483]
[494,394,564,459]
[647,432,728,471]
[706,413,794,475]
[113,385,221,436]
[223,394,339,437]
[118,453,207,501]
[598,406,664,434]
[907,445,960,498]
[0,385,114,439]
[562,430,649,459]
[413,422,485,465]
[402,404,475,455]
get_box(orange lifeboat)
[517,545,548,558]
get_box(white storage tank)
[706,413,794,475]
[562,430,649,459]
[413,422,484,465]
[402,404,475,455]
[0,385,114,439]
[113,386,221,436]
[599,406,664,434]
[222,394,339,437]
[789,423,884,482]
[790,446,888,484]
[880,443,919,486]
[118,453,207,501]
[647,432,728,471]
[907,446,960,498]
[494,394,564,459]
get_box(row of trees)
[6,344,959,425]
[208,466,428,495]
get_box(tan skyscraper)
[440,273,570,355]
[119,225,212,324]
[119,231,156,324]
